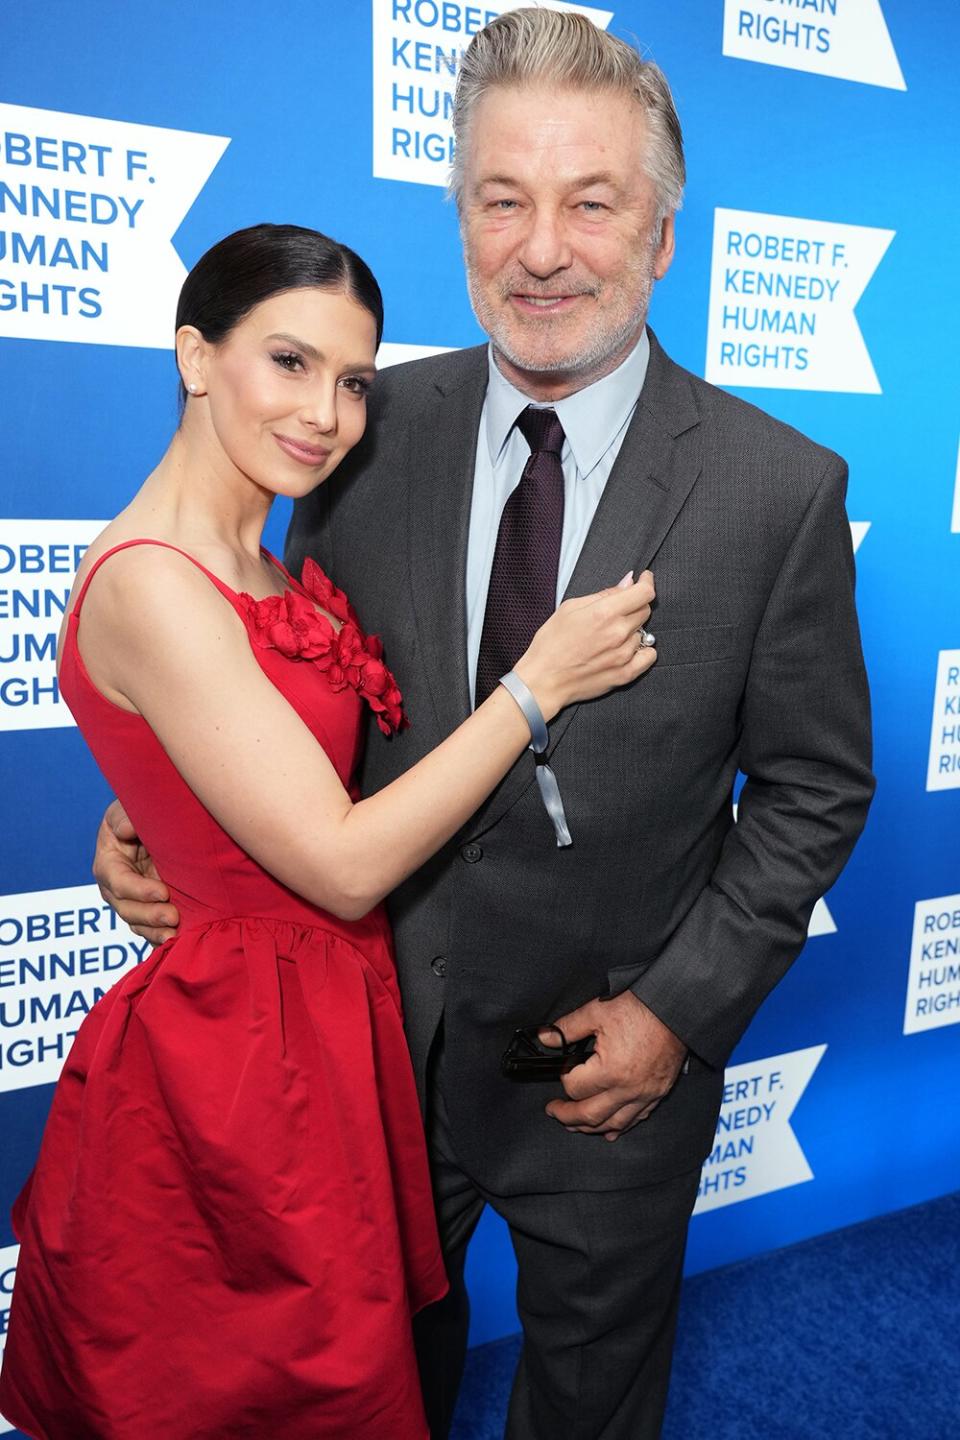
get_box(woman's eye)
[271,351,304,371]
[339,376,371,397]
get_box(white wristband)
[498,670,549,752]
[498,670,572,848]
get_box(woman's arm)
[81,549,655,921]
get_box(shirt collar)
[484,328,650,479]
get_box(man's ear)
[653,213,676,282]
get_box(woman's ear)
[176,325,208,397]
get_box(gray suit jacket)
[286,331,874,1194]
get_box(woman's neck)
[131,425,275,567]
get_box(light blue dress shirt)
[466,328,651,702]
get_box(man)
[96,10,874,1437]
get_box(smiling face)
[179,286,378,499]
[461,84,675,400]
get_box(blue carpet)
[451,1190,960,1439]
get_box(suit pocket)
[649,623,736,667]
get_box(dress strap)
[72,539,244,615]
[262,549,303,593]
[259,547,312,599]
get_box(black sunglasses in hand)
[501,1025,596,1082]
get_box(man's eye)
[580,201,605,212]
[492,199,517,211]
[271,351,303,371]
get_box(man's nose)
[516,206,572,278]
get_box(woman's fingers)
[528,570,657,708]
[562,569,654,614]
[609,570,655,609]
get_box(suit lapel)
[406,346,488,744]
[467,331,704,838]
[562,333,702,602]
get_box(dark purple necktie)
[475,406,566,706]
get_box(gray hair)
[449,7,685,220]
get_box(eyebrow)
[476,171,621,193]
[265,332,377,374]
[568,172,620,192]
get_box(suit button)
[461,843,483,864]
[430,956,447,977]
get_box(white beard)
[464,232,659,385]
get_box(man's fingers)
[600,1094,664,1137]
[635,1100,661,1122]
[558,1054,607,1100]
[602,1101,662,1139]
[548,1094,654,1138]
[98,859,173,907]
[105,797,138,843]
[130,925,177,947]
[545,1088,626,1129]
[100,892,180,932]
[601,1100,652,1137]
[539,1000,601,1048]
[546,1084,667,1131]
[94,829,170,905]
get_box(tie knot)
[517,405,565,458]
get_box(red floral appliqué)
[239,557,408,736]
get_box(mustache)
[497,276,601,300]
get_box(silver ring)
[637,627,656,648]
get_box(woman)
[0,224,656,1440]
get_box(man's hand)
[541,991,687,1141]
[93,800,179,945]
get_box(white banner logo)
[706,208,893,392]
[722,0,905,91]
[904,894,960,1035]
[694,1045,826,1213]
[378,340,453,368]
[0,1243,20,1433]
[0,520,105,731]
[807,897,836,937]
[850,521,870,553]
[0,103,228,347]
[0,884,150,1093]
[372,0,613,188]
[926,650,960,791]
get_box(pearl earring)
[188,383,197,394]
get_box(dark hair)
[175,223,383,402]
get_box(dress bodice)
[59,540,404,950]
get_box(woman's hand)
[514,571,657,721]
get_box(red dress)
[0,541,446,1440]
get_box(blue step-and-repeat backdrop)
[1,0,958,1403]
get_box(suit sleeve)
[631,455,875,1069]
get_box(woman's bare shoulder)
[74,529,234,638]
[73,514,180,594]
